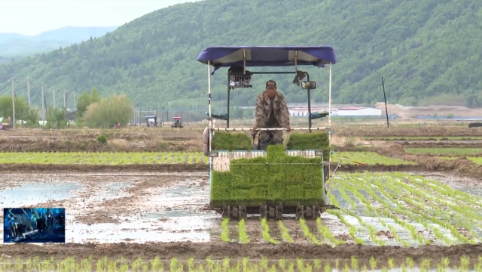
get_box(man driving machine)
[252,80,291,150]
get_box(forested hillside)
[0,0,481,110]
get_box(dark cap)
[266,80,277,89]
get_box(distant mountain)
[0,0,481,109]
[0,26,118,58]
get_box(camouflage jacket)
[255,91,290,128]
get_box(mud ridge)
[0,163,208,172]
[2,243,481,261]
[0,163,428,173]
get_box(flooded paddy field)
[0,170,481,266]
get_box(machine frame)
[196,46,338,220]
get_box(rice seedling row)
[344,174,458,245]
[333,173,482,245]
[2,255,481,272]
[0,152,207,165]
[330,152,416,165]
[330,179,419,246]
[369,175,478,244]
[0,152,414,165]
[219,173,482,247]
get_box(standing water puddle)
[0,182,81,207]
[70,180,219,243]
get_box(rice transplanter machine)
[197,46,339,220]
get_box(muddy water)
[0,171,479,245]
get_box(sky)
[0,0,201,36]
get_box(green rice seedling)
[305,263,314,272]
[316,218,343,245]
[296,258,305,272]
[421,258,431,272]
[268,264,277,272]
[221,218,231,242]
[406,257,414,270]
[278,221,294,242]
[324,262,331,272]
[132,257,142,272]
[343,262,350,272]
[108,259,117,272]
[261,218,277,244]
[288,262,295,272]
[260,257,269,270]
[80,258,91,271]
[369,256,377,270]
[335,259,340,271]
[238,219,249,243]
[299,218,322,245]
[13,259,22,272]
[460,255,470,272]
[279,258,287,270]
[150,256,162,272]
[242,257,249,272]
[313,259,321,270]
[197,263,206,272]
[362,264,368,272]
[170,257,179,272]
[119,263,129,272]
[388,258,395,270]
[223,257,231,271]
[187,257,195,271]
[351,257,359,271]
[206,257,215,271]
[25,258,33,272]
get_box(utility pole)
[41,83,45,122]
[63,90,66,108]
[27,76,31,106]
[53,87,56,108]
[10,77,15,129]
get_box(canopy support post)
[306,72,312,132]
[243,49,246,74]
[328,62,332,175]
[294,51,298,71]
[208,61,213,203]
[208,61,212,152]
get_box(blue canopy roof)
[197,46,337,73]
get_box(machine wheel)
[305,206,313,219]
[259,205,267,219]
[313,205,321,219]
[268,206,276,218]
[222,206,230,219]
[296,205,304,220]
[275,205,283,220]
[231,206,239,219]
[239,205,247,220]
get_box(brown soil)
[0,243,480,263]
[0,163,207,172]
[2,126,482,153]
[335,126,482,137]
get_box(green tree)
[46,107,68,129]
[83,93,133,128]
[0,95,28,120]
[0,95,39,126]
[76,87,102,118]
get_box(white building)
[332,107,382,117]
[289,106,381,117]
